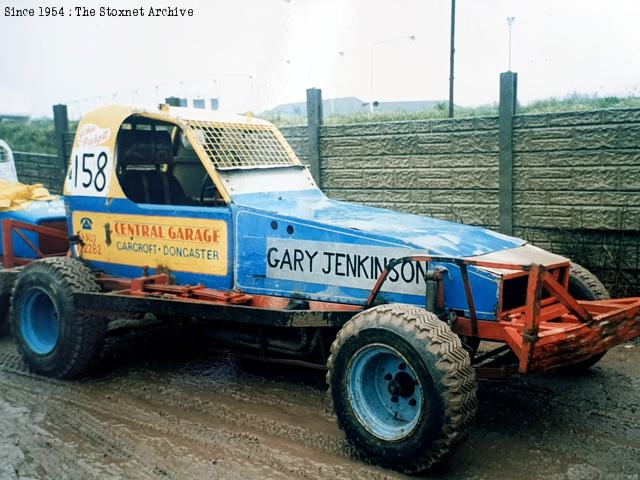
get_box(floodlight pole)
[448,0,456,118]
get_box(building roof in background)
[262,97,446,117]
[0,113,30,121]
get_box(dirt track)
[0,324,639,480]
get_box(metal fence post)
[52,104,69,189]
[498,72,517,235]
[306,88,323,188]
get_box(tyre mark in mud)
[0,381,157,478]
[1,378,319,480]
[114,384,354,456]
[0,346,400,480]
[168,369,337,424]
[474,370,640,476]
[0,396,121,480]
[2,338,639,479]
[103,394,371,478]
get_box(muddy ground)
[0,324,638,480]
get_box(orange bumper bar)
[501,296,640,373]
[454,263,640,373]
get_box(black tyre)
[568,262,610,302]
[10,257,104,379]
[0,273,13,336]
[557,262,611,373]
[327,304,477,473]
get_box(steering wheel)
[199,174,223,205]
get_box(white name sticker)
[266,238,428,296]
[65,147,113,197]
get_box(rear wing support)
[1,219,69,268]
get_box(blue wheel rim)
[20,288,60,355]
[347,344,424,441]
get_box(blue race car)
[2,105,638,473]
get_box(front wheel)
[327,304,477,473]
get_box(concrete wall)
[511,109,640,296]
[512,109,640,232]
[281,107,640,297]
[280,126,309,165]
[13,151,62,194]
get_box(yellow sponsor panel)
[72,212,228,275]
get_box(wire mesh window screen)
[0,147,5,163]
[185,121,298,169]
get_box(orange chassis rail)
[93,254,640,376]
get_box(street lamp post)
[507,17,515,71]
[448,0,456,118]
[369,35,415,113]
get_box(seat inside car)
[117,128,190,205]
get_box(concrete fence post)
[498,72,517,235]
[52,104,69,188]
[306,88,323,188]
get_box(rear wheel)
[557,262,610,373]
[327,304,477,473]
[10,257,104,379]
[0,269,17,337]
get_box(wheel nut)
[384,373,392,380]
[388,382,400,395]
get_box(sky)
[0,0,639,118]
